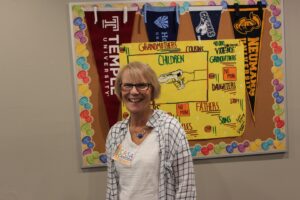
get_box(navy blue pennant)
[189,6,222,40]
[142,4,180,42]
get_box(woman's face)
[121,70,152,115]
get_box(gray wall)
[0,0,299,200]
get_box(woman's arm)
[105,130,118,200]
[172,123,197,199]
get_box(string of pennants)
[84,1,266,127]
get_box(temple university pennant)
[229,4,265,121]
[84,11,136,127]
[189,6,222,40]
[142,4,180,41]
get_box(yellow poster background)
[120,40,245,140]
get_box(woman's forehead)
[122,70,147,82]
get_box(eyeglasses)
[121,83,152,92]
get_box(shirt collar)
[119,109,164,130]
[146,109,163,128]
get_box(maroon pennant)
[85,11,136,127]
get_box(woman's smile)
[126,96,144,103]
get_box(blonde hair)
[115,62,161,100]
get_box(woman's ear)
[151,88,155,100]
[152,100,156,109]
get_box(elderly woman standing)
[106,62,196,200]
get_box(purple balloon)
[272,79,279,86]
[238,144,245,152]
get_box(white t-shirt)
[114,128,160,200]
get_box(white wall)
[0,0,299,200]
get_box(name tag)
[113,144,136,166]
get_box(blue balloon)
[81,63,89,70]
[277,132,285,140]
[79,23,86,30]
[99,154,108,163]
[226,145,233,153]
[261,0,268,6]
[182,2,190,10]
[275,59,283,67]
[82,136,91,144]
[221,1,228,9]
[273,21,281,29]
[73,17,82,26]
[191,149,197,157]
[179,7,185,14]
[79,97,89,105]
[273,91,279,98]
[194,144,201,152]
[274,128,281,136]
[87,142,95,149]
[76,57,85,66]
[272,54,279,61]
[84,103,92,110]
[231,142,238,148]
[261,142,269,151]
[270,16,276,23]
[267,139,273,145]
[276,96,284,104]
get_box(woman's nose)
[129,86,139,94]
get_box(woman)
[106,62,196,200]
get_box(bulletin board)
[69,0,287,168]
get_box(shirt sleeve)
[172,123,197,199]
[105,129,118,200]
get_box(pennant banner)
[189,6,222,40]
[84,11,136,127]
[229,5,265,120]
[142,4,180,41]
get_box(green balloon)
[81,123,90,131]
[214,145,221,154]
[78,10,84,18]
[275,108,283,115]
[86,155,95,165]
[92,151,100,159]
[219,142,226,148]
[86,129,94,136]
[72,5,81,12]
